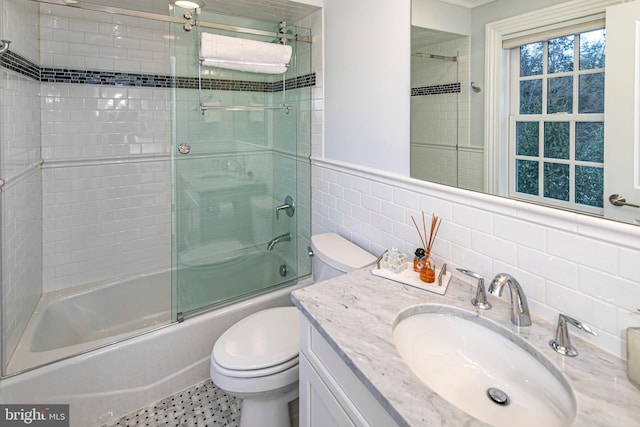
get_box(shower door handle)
[276,195,295,219]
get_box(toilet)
[209,233,376,427]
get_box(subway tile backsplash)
[311,159,640,359]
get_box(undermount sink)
[392,305,576,427]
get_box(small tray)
[371,262,451,295]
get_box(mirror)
[410,27,479,191]
[411,0,638,226]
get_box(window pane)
[575,165,603,207]
[579,28,605,70]
[516,160,539,195]
[520,79,542,114]
[516,122,539,156]
[544,162,570,201]
[579,73,604,113]
[544,122,570,159]
[576,122,604,162]
[547,76,573,114]
[520,42,543,76]
[548,35,574,73]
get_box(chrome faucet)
[549,313,597,357]
[487,273,531,327]
[266,232,291,251]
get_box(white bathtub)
[6,269,173,374]
[1,270,310,426]
[7,247,296,374]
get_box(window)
[508,28,605,214]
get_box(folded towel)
[201,58,289,74]
[200,33,292,75]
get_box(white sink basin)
[392,306,576,427]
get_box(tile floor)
[106,379,241,427]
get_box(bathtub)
[1,266,310,426]
[7,246,295,374]
[6,269,173,374]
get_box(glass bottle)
[413,248,426,272]
[419,253,436,283]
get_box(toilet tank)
[311,233,377,282]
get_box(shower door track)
[30,0,310,42]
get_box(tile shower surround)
[1,2,315,381]
[0,43,314,290]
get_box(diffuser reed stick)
[425,213,442,255]
[411,216,427,250]
[411,211,442,255]
[411,211,442,283]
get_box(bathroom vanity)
[291,268,640,426]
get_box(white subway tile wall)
[39,4,172,75]
[2,0,40,62]
[41,160,172,291]
[311,160,640,359]
[36,4,173,292]
[1,0,43,369]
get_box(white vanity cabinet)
[298,313,399,427]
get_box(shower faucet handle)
[275,195,295,219]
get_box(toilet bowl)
[210,233,375,427]
[210,307,299,427]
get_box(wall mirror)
[411,0,640,227]
[410,26,478,191]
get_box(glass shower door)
[171,12,307,318]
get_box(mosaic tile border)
[2,50,315,92]
[0,50,40,80]
[412,82,461,96]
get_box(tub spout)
[267,232,292,251]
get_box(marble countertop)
[291,268,640,427]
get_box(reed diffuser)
[411,212,442,283]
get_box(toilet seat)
[212,307,299,376]
[211,355,299,378]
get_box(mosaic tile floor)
[106,379,241,427]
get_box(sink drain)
[487,388,510,406]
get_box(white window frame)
[507,33,605,215]
[484,0,619,196]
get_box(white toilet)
[209,233,376,427]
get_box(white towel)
[200,33,292,75]
[201,59,289,74]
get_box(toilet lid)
[213,307,299,371]
[311,233,377,272]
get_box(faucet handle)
[457,268,492,310]
[549,313,598,357]
[275,195,295,219]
